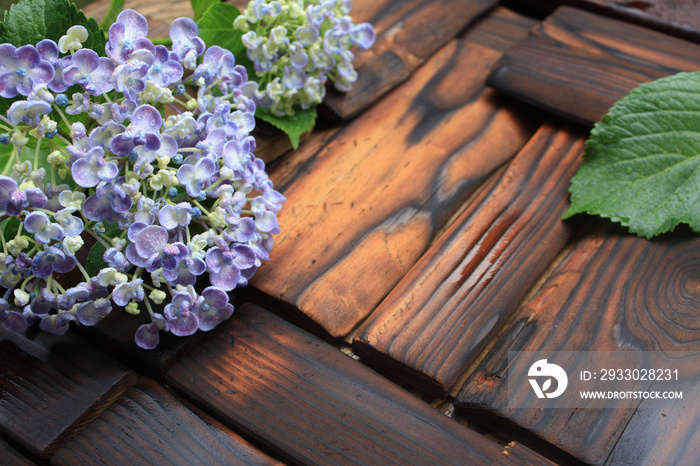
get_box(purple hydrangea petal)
[125,243,148,268]
[205,247,241,291]
[131,104,163,133]
[1,310,28,332]
[7,100,52,125]
[117,9,149,38]
[163,256,205,286]
[198,298,233,331]
[164,292,200,336]
[39,312,74,335]
[177,157,216,197]
[135,322,161,349]
[351,23,376,50]
[282,66,305,90]
[166,310,199,336]
[0,44,17,71]
[134,225,168,258]
[76,299,112,326]
[53,254,76,274]
[23,210,50,233]
[158,202,192,229]
[107,10,155,63]
[127,221,149,242]
[170,18,205,67]
[232,244,256,269]
[113,279,144,307]
[82,193,113,221]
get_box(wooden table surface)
[2,0,699,465]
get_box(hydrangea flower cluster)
[0,10,284,349]
[234,0,375,116]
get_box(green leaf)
[0,143,13,177]
[256,106,317,150]
[196,2,243,56]
[1,216,21,240]
[191,0,220,22]
[98,0,124,31]
[0,0,106,54]
[563,71,700,238]
[85,223,122,276]
[12,140,78,189]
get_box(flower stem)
[83,226,111,249]
[52,104,72,130]
[74,258,92,282]
[0,224,7,255]
[192,199,212,216]
[142,295,155,316]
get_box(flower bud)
[125,301,140,315]
[11,130,28,147]
[156,156,171,169]
[18,180,36,191]
[7,236,29,256]
[63,236,84,256]
[14,289,30,307]
[58,25,88,54]
[149,289,167,305]
[111,237,127,250]
[233,15,250,32]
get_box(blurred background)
[0,0,94,15]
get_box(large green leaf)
[256,106,317,150]
[563,72,700,238]
[0,142,13,176]
[191,0,219,22]
[196,2,243,55]
[0,0,106,54]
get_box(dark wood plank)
[0,436,34,465]
[249,35,541,339]
[76,304,205,377]
[462,7,539,54]
[0,331,136,459]
[322,0,499,120]
[165,303,517,465]
[353,121,585,397]
[606,374,700,465]
[487,6,700,126]
[53,378,281,466]
[454,226,700,465]
[563,0,700,43]
[494,441,558,465]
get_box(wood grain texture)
[606,373,700,465]
[0,331,136,459]
[487,6,700,126]
[166,302,514,465]
[323,0,499,120]
[53,378,281,466]
[353,121,585,397]
[250,36,540,339]
[563,0,700,42]
[0,436,34,465]
[454,225,700,465]
[77,306,204,377]
[494,441,558,466]
[462,6,539,54]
